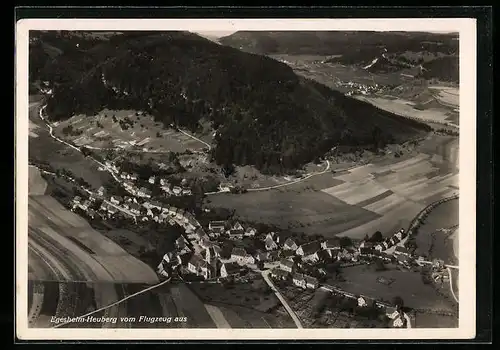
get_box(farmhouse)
[218,182,233,192]
[137,187,152,198]
[72,196,82,206]
[394,246,411,257]
[220,262,241,278]
[304,275,319,289]
[357,296,375,308]
[209,221,226,232]
[128,203,142,216]
[110,195,122,205]
[172,186,182,195]
[271,268,290,281]
[296,241,322,262]
[283,238,298,251]
[265,237,278,251]
[292,273,318,289]
[187,254,214,280]
[204,245,221,263]
[244,227,257,237]
[279,258,296,273]
[231,248,255,265]
[321,238,341,251]
[97,186,106,196]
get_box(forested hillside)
[30,31,431,174]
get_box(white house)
[270,268,290,281]
[110,196,122,205]
[128,203,142,216]
[204,245,221,263]
[137,187,152,198]
[97,186,106,196]
[187,254,213,280]
[296,241,322,262]
[148,176,156,184]
[244,227,257,237]
[80,200,91,211]
[292,273,307,289]
[172,186,182,196]
[265,237,278,251]
[218,183,232,192]
[279,258,296,273]
[304,275,319,289]
[72,196,82,206]
[231,248,255,265]
[182,189,192,196]
[209,221,226,232]
[283,238,298,251]
[160,178,169,186]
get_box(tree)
[370,231,383,243]
[393,296,404,310]
[339,236,353,248]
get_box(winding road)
[447,267,459,303]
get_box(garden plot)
[55,110,207,153]
[29,166,48,195]
[322,178,389,206]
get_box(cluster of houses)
[336,81,381,96]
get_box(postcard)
[15,17,476,340]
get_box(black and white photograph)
[16,18,477,340]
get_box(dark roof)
[300,241,322,255]
[280,258,295,268]
[271,268,290,277]
[304,275,319,285]
[323,237,340,248]
[292,273,305,281]
[221,262,240,274]
[395,246,410,254]
[284,238,297,247]
[210,220,226,227]
[317,249,331,260]
[231,247,247,257]
[189,254,207,268]
[360,247,376,255]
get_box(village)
[62,156,452,329]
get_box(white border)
[15,18,477,340]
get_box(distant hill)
[30,31,431,174]
[220,31,459,83]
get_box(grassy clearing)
[414,198,459,263]
[337,264,456,312]
[205,189,380,237]
[53,109,211,152]
[29,166,48,195]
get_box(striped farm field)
[28,195,159,284]
[29,165,48,195]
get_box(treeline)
[32,31,430,174]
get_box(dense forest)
[219,31,458,57]
[30,31,431,174]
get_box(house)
[204,245,221,263]
[137,187,152,198]
[268,251,280,261]
[292,273,307,289]
[129,173,138,181]
[181,189,192,196]
[162,251,179,265]
[358,241,374,251]
[396,254,410,265]
[270,268,290,281]
[254,251,270,262]
[279,258,296,273]
[244,227,257,237]
[187,254,213,280]
[232,221,244,232]
[128,203,142,216]
[394,228,405,241]
[265,232,276,241]
[231,248,255,265]
[218,182,233,192]
[141,216,149,222]
[80,200,91,211]
[304,275,319,289]
[175,236,186,250]
[72,196,82,206]
[87,209,97,219]
[275,231,292,246]
[160,178,169,186]
[97,186,106,196]
[321,238,341,251]
[316,249,332,262]
[148,176,156,184]
[110,195,122,205]
[220,262,241,278]
[296,241,322,262]
[394,246,411,257]
[374,243,385,252]
[359,247,377,257]
[168,207,178,216]
[157,262,170,278]
[283,238,298,251]
[209,221,226,232]
[149,201,163,210]
[357,296,375,308]
[123,181,135,190]
[265,237,278,251]
[172,186,182,195]
[176,251,192,266]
